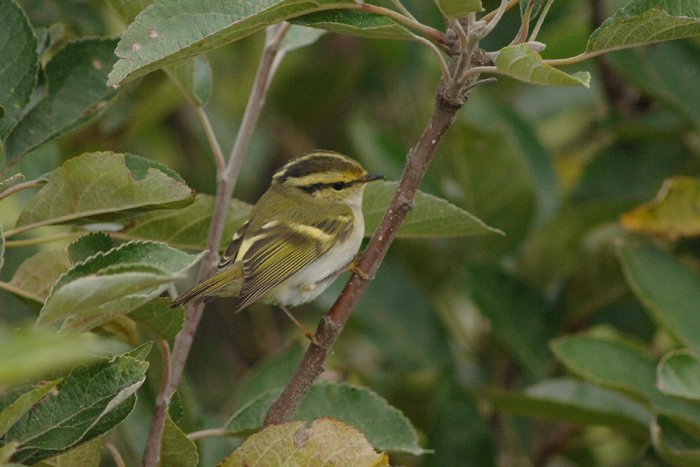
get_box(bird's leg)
[348,251,374,281]
[279,305,320,346]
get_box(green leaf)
[13,152,195,234]
[38,241,205,332]
[469,266,553,380]
[279,24,325,52]
[495,44,591,87]
[0,174,25,195]
[291,9,414,40]
[107,0,349,87]
[434,0,483,18]
[587,0,700,54]
[428,374,495,467]
[0,381,61,438]
[226,382,427,455]
[652,416,700,467]
[658,351,700,400]
[0,224,3,273]
[108,0,154,24]
[7,250,72,307]
[617,243,700,357]
[120,194,252,251]
[128,298,185,340]
[433,120,539,258]
[0,327,104,386]
[164,55,213,107]
[6,349,148,465]
[487,378,652,436]
[621,177,700,238]
[4,39,123,166]
[234,344,305,409]
[0,0,38,140]
[0,441,19,465]
[34,436,103,467]
[551,335,700,435]
[221,418,390,467]
[67,232,117,265]
[160,412,199,467]
[363,181,503,238]
[518,202,632,288]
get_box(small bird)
[171,150,384,340]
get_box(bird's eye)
[330,182,345,191]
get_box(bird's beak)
[359,173,386,184]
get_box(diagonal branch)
[263,75,466,427]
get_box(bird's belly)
[262,223,364,308]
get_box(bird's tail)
[170,265,243,308]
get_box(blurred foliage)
[2,0,700,466]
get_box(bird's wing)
[218,220,250,269]
[233,214,353,312]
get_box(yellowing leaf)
[620,177,700,238]
[220,418,389,467]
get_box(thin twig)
[263,61,468,427]
[511,0,535,45]
[0,179,45,202]
[142,23,291,467]
[411,33,451,83]
[480,0,509,38]
[390,0,417,21]
[529,0,555,42]
[104,441,127,467]
[187,428,236,441]
[3,232,81,247]
[141,339,172,467]
[195,107,226,173]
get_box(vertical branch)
[141,23,290,467]
[264,80,465,426]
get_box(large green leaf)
[107,0,349,87]
[120,194,252,251]
[225,382,426,455]
[495,44,591,87]
[469,266,553,380]
[363,181,503,238]
[12,152,195,235]
[587,0,700,54]
[607,41,700,127]
[0,381,61,438]
[658,351,700,400]
[34,436,103,467]
[4,346,149,465]
[617,243,700,357]
[0,0,38,140]
[37,241,204,332]
[551,335,700,435]
[487,378,652,437]
[128,298,185,341]
[291,9,414,40]
[4,39,122,166]
[6,250,72,308]
[160,412,198,467]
